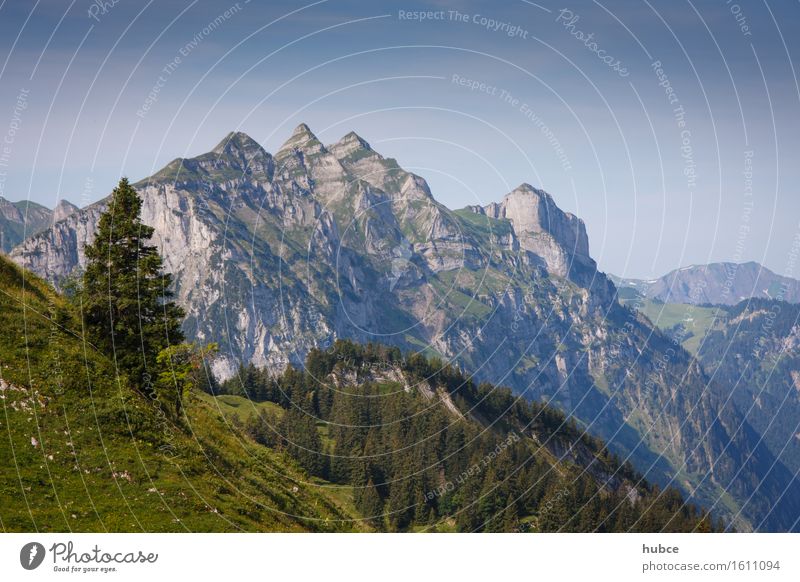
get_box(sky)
[0,0,799,279]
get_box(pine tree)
[502,495,521,532]
[359,478,384,529]
[82,178,184,393]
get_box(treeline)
[216,340,721,532]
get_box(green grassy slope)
[0,256,358,532]
[618,292,721,354]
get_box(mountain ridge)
[611,261,800,305]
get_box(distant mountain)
[611,262,800,305]
[10,126,800,531]
[0,196,77,252]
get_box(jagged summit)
[53,199,79,222]
[276,123,326,159]
[0,196,68,251]
[329,131,373,159]
[293,122,313,135]
[472,182,592,279]
[211,131,265,156]
[510,182,547,197]
[7,127,799,532]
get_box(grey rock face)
[52,199,79,223]
[481,184,593,279]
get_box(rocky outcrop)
[52,199,79,223]
[479,183,593,279]
[10,202,102,279]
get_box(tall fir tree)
[82,178,184,393]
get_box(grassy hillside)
[618,292,720,354]
[0,256,358,532]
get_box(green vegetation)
[453,208,514,239]
[619,295,720,354]
[0,255,357,531]
[0,186,357,532]
[217,340,722,532]
[697,299,800,473]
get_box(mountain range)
[5,125,800,531]
[611,262,800,306]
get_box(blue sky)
[1,0,799,278]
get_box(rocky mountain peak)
[479,182,592,279]
[329,131,373,159]
[8,126,799,532]
[53,199,79,223]
[613,261,800,305]
[0,196,23,222]
[148,130,274,183]
[211,131,265,157]
[276,123,327,160]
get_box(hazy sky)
[1,0,798,278]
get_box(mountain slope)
[0,255,356,532]
[611,262,800,305]
[10,126,800,531]
[0,255,721,532]
[217,339,721,532]
[696,300,800,489]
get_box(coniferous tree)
[502,495,521,532]
[82,178,184,393]
[359,478,384,528]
